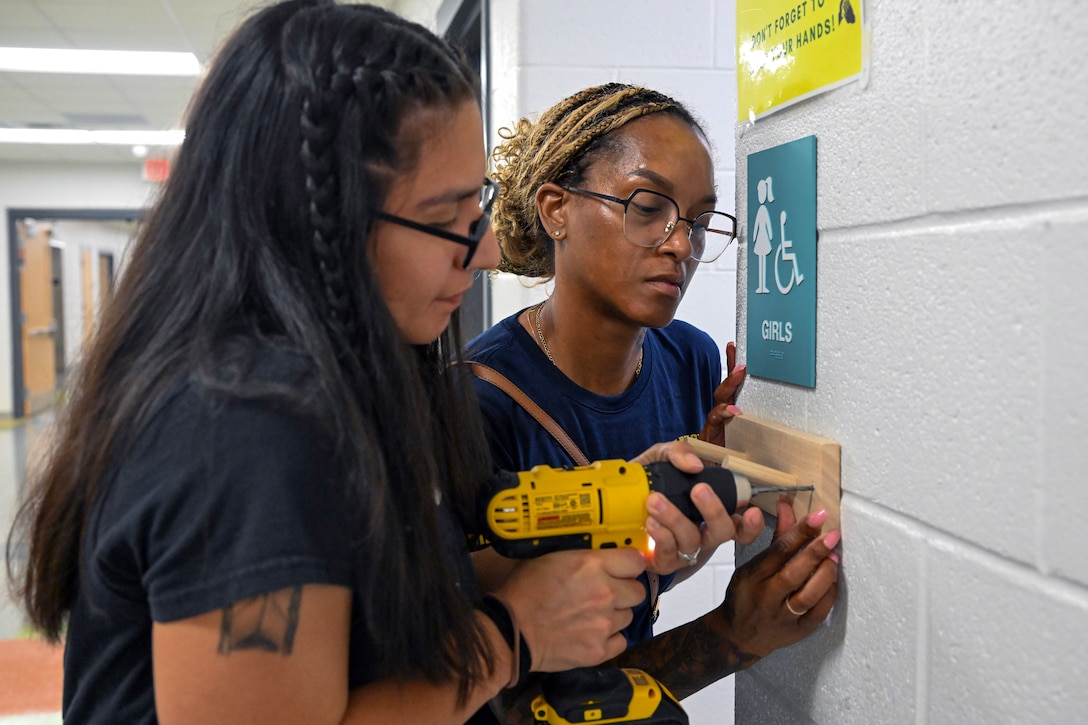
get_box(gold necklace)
[533,301,643,377]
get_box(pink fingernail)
[829,553,841,564]
[822,530,841,550]
[807,509,829,527]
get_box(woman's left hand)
[700,341,746,448]
[631,441,763,577]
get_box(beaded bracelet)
[478,594,532,689]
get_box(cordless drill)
[479,458,792,558]
[477,459,810,724]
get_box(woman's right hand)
[492,549,647,672]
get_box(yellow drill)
[478,459,812,724]
[481,458,805,558]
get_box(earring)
[553,230,562,237]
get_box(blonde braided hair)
[490,83,705,279]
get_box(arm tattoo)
[218,586,303,655]
[609,617,760,701]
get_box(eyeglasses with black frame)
[374,177,497,268]
[560,185,737,263]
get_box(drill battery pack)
[530,667,688,725]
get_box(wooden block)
[687,415,841,533]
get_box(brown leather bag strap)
[469,362,590,467]
[470,361,662,625]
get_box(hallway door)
[17,222,58,415]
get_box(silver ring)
[676,547,701,566]
[785,595,808,617]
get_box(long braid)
[491,83,707,278]
[301,65,362,364]
[288,5,491,697]
[300,17,475,370]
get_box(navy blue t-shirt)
[63,350,478,723]
[467,311,721,644]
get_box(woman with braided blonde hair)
[468,83,839,712]
[4,6,683,723]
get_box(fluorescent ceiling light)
[0,47,201,76]
[0,128,185,146]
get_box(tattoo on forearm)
[610,618,760,701]
[218,586,303,655]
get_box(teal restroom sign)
[746,135,817,387]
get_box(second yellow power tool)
[530,667,686,725]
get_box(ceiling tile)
[0,0,403,164]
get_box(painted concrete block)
[922,3,1088,211]
[658,566,718,629]
[1041,213,1088,586]
[678,267,738,361]
[486,272,546,325]
[739,501,921,724]
[618,68,737,170]
[715,169,739,232]
[521,0,716,69]
[736,668,816,724]
[683,676,736,725]
[735,96,927,234]
[928,546,1088,722]
[516,66,620,122]
[772,218,1045,563]
[713,0,737,70]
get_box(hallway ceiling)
[0,0,428,166]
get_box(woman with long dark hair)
[6,3,653,722]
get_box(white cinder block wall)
[484,2,741,723]
[731,0,1088,723]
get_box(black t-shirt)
[62,351,478,722]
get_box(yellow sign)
[737,0,865,122]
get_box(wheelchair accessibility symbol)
[752,176,804,295]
